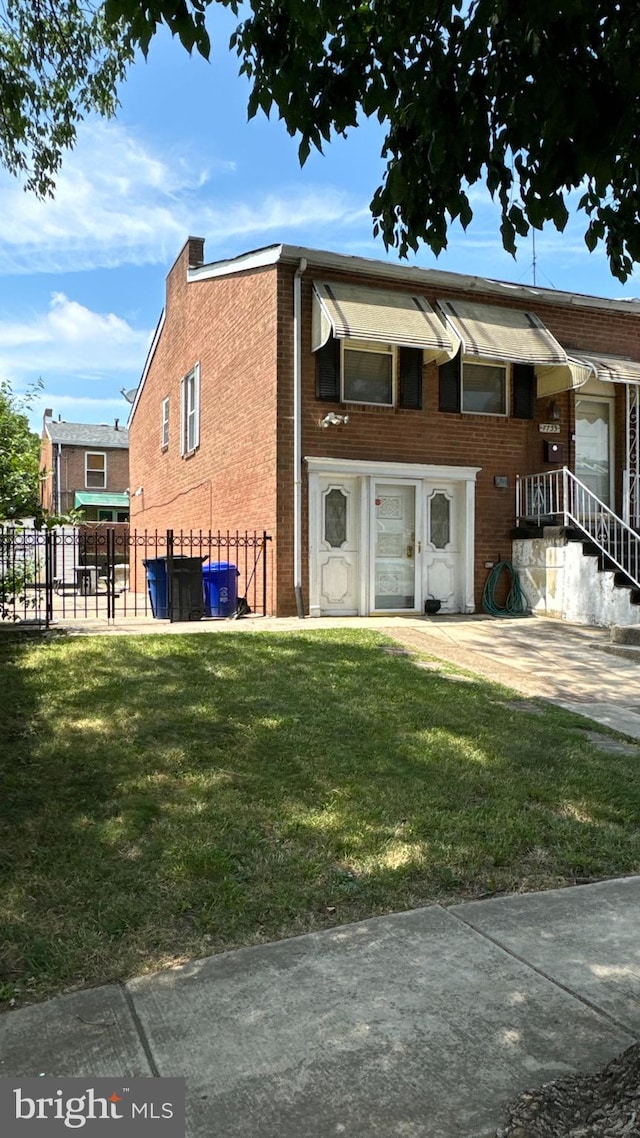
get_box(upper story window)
[316,336,423,410]
[161,396,170,448]
[439,351,535,419]
[342,340,394,406]
[461,360,508,416]
[180,364,200,456]
[85,452,106,488]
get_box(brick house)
[40,415,130,521]
[128,238,640,622]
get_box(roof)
[187,242,640,316]
[130,238,640,426]
[45,422,129,449]
[75,492,130,508]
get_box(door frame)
[369,477,422,614]
[574,391,616,507]
[307,457,480,616]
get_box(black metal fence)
[0,524,272,627]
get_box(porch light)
[547,399,561,421]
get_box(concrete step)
[611,625,640,646]
[598,644,640,664]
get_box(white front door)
[314,477,360,614]
[423,485,459,612]
[575,396,614,506]
[371,482,419,611]
[307,459,479,617]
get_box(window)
[85,452,106,488]
[161,397,170,448]
[342,340,393,405]
[316,336,423,409]
[439,351,534,418]
[180,364,200,456]
[324,488,348,547]
[461,360,508,415]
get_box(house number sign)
[539,423,561,434]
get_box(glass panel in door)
[374,484,416,609]
[575,399,612,505]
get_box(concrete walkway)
[56,611,640,739]
[1,878,639,1137]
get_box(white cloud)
[0,293,152,381]
[0,119,370,274]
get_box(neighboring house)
[128,237,640,622]
[40,414,130,521]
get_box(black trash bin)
[144,556,205,621]
[169,556,206,621]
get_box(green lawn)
[1,628,639,1008]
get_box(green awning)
[74,492,130,508]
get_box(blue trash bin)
[143,557,169,618]
[202,561,240,617]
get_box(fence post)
[262,530,268,616]
[44,528,54,627]
[562,466,569,526]
[106,527,116,622]
[167,529,174,622]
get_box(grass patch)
[1,628,639,1007]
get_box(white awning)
[574,352,640,386]
[437,298,567,367]
[312,281,459,364]
[537,358,594,398]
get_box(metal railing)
[516,467,640,590]
[0,524,273,626]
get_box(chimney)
[187,236,205,269]
[114,418,119,431]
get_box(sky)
[2,9,639,432]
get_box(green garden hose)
[482,560,529,617]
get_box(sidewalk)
[1,878,639,1137]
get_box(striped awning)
[536,358,594,398]
[575,352,640,386]
[312,281,459,364]
[437,298,567,366]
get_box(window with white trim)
[161,396,170,448]
[85,451,106,488]
[180,364,200,455]
[461,360,508,415]
[342,340,394,406]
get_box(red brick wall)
[129,241,279,610]
[54,446,129,515]
[279,264,640,614]
[130,244,640,616]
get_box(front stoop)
[512,529,640,628]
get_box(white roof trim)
[186,242,640,316]
[128,309,166,427]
